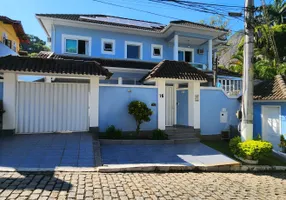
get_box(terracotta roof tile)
[144,60,209,81]
[0,55,112,77]
[253,75,286,100]
[38,52,157,70]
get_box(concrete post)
[173,34,179,61]
[188,82,201,129]
[2,73,17,135]
[208,39,213,70]
[156,79,166,130]
[89,76,99,133]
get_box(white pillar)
[173,34,179,61]
[156,79,166,130]
[2,73,17,134]
[118,77,122,85]
[89,76,99,132]
[188,82,201,129]
[173,83,178,125]
[45,76,52,83]
[208,39,213,71]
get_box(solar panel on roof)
[79,16,165,28]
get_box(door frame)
[165,85,177,126]
[178,47,195,63]
[261,105,282,140]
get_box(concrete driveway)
[101,143,239,166]
[0,133,95,169]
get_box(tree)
[128,101,153,135]
[20,34,50,54]
[199,15,229,30]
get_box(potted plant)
[279,135,286,153]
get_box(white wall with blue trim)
[99,86,158,132]
[253,102,286,139]
[53,25,209,64]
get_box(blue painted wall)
[253,102,286,139]
[177,90,188,126]
[99,86,158,132]
[54,25,209,64]
[0,82,3,100]
[200,89,240,135]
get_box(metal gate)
[165,86,175,126]
[16,82,89,134]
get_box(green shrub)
[229,137,273,160]
[105,125,122,139]
[128,101,153,135]
[229,136,241,156]
[152,129,168,140]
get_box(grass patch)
[201,140,286,166]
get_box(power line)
[92,0,245,34]
[92,0,181,20]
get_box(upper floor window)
[151,44,163,59]
[125,41,142,60]
[101,39,115,55]
[62,34,91,56]
[178,48,194,63]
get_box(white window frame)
[151,44,163,59]
[101,38,115,55]
[125,41,143,60]
[12,41,17,52]
[61,34,92,56]
[178,47,195,63]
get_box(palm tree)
[266,0,285,25]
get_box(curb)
[99,139,175,145]
[1,165,286,173]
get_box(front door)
[165,86,175,126]
[262,106,281,151]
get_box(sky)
[1,0,269,42]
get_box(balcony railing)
[189,62,208,70]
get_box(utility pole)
[241,0,254,141]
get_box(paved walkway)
[0,171,285,199]
[101,143,239,166]
[0,133,95,169]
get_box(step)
[166,132,197,137]
[174,138,200,144]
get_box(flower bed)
[229,136,273,164]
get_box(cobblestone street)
[0,171,285,200]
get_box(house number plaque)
[195,94,199,102]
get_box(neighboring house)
[0,14,241,137]
[252,75,286,150]
[0,16,28,56]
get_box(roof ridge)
[276,75,286,97]
[36,13,165,26]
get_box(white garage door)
[16,82,89,134]
[262,106,281,151]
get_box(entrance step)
[165,126,200,142]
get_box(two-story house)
[0,14,241,138]
[0,16,28,56]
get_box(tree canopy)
[20,34,50,54]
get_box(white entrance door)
[16,82,90,134]
[262,106,281,150]
[165,86,175,126]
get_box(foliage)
[229,136,241,156]
[20,34,50,54]
[128,101,153,135]
[152,129,168,140]
[105,125,122,139]
[279,135,286,150]
[199,15,229,30]
[229,137,273,160]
